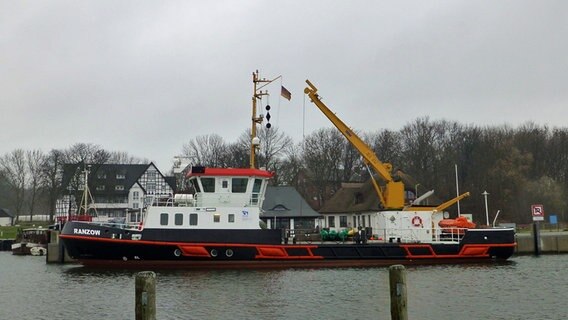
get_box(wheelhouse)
[180,166,273,208]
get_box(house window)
[97,173,106,179]
[328,216,336,228]
[96,185,105,191]
[133,203,139,209]
[232,178,248,193]
[116,174,126,179]
[175,213,183,225]
[115,185,124,191]
[160,213,168,225]
[133,191,139,200]
[340,216,347,228]
[228,214,235,223]
[213,214,220,223]
[353,216,357,228]
[222,180,228,188]
[189,213,198,226]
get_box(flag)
[281,85,291,101]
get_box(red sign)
[531,204,544,221]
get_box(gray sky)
[2,1,567,171]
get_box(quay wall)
[515,232,568,254]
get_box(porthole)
[210,249,218,257]
[174,249,181,257]
[225,249,234,257]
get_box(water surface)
[0,253,566,320]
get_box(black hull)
[60,222,516,269]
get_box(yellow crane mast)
[304,80,405,210]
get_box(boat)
[11,227,49,256]
[58,73,516,268]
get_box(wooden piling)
[533,222,541,256]
[135,271,156,320]
[389,264,407,320]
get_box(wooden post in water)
[533,222,541,256]
[135,271,156,320]
[389,264,407,320]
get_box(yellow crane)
[304,80,469,211]
[304,80,405,210]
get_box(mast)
[250,70,281,169]
[78,165,97,217]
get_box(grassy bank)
[0,222,51,239]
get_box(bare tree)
[181,134,227,167]
[26,150,45,221]
[107,151,148,164]
[64,143,111,164]
[254,126,293,171]
[41,149,65,222]
[302,128,346,207]
[0,150,27,223]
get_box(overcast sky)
[1,1,567,171]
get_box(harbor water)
[1,253,567,320]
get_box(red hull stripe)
[400,243,517,259]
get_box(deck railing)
[282,227,467,244]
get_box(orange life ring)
[411,216,423,227]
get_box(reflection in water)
[1,254,567,320]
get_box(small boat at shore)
[11,227,49,256]
[59,73,516,268]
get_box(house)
[261,186,321,232]
[0,208,14,226]
[57,163,176,223]
[318,182,378,232]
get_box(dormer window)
[96,185,105,191]
[116,174,126,179]
[115,185,124,191]
[97,173,106,179]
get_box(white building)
[57,163,176,223]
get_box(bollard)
[389,264,407,320]
[135,271,156,320]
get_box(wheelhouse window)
[201,178,215,193]
[228,214,235,223]
[213,214,220,223]
[189,213,198,226]
[160,213,168,225]
[251,179,263,204]
[175,213,183,225]
[232,178,248,193]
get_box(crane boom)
[304,80,405,210]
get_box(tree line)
[1,119,568,225]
